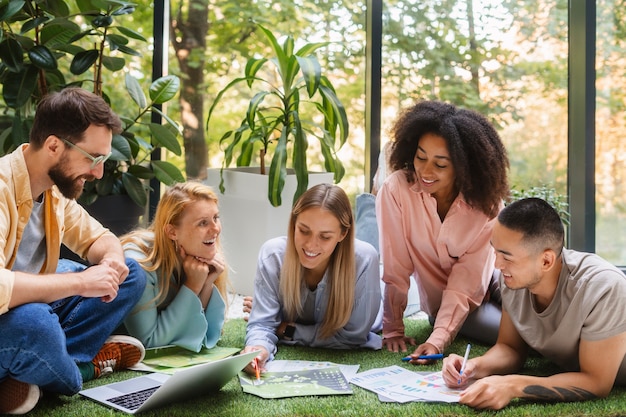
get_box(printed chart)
[350,366,461,403]
[239,366,353,398]
[239,360,359,399]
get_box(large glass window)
[379,0,568,210]
[199,1,622,265]
[596,0,626,266]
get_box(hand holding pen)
[401,342,442,364]
[401,353,444,362]
[440,343,473,388]
[241,345,269,376]
[458,344,471,384]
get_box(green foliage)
[206,24,349,207]
[0,0,184,207]
[79,74,185,207]
[508,185,570,226]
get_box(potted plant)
[206,24,349,207]
[204,24,349,295]
[0,0,184,234]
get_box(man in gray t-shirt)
[441,198,626,410]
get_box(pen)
[254,357,261,382]
[401,353,444,361]
[458,343,471,384]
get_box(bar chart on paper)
[349,365,461,403]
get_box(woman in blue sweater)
[121,182,229,351]
[243,184,382,373]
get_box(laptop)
[79,350,258,414]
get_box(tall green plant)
[206,24,348,207]
[0,0,184,207]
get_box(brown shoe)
[0,378,41,415]
[92,335,145,378]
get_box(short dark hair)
[498,197,564,255]
[388,100,509,218]
[29,87,122,148]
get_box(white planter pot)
[205,167,334,296]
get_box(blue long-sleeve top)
[245,236,382,361]
[123,238,225,352]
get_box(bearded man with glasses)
[0,88,147,415]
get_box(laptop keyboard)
[108,386,159,410]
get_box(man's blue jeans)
[0,258,145,395]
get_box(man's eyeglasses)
[60,137,112,169]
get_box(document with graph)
[238,360,359,399]
[349,365,462,403]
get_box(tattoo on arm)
[523,385,597,403]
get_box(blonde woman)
[243,184,382,373]
[121,182,229,351]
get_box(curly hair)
[387,100,509,218]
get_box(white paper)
[350,366,462,403]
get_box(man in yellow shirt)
[0,88,146,415]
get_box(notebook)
[79,350,258,414]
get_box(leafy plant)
[80,74,185,207]
[0,0,184,207]
[508,185,570,226]
[206,24,348,207]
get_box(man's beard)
[48,157,94,199]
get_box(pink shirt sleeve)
[376,171,498,352]
[376,174,416,340]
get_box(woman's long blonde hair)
[121,182,229,308]
[280,183,355,339]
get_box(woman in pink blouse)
[376,100,509,363]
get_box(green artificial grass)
[27,318,626,416]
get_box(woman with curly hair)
[121,182,230,351]
[377,100,509,363]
